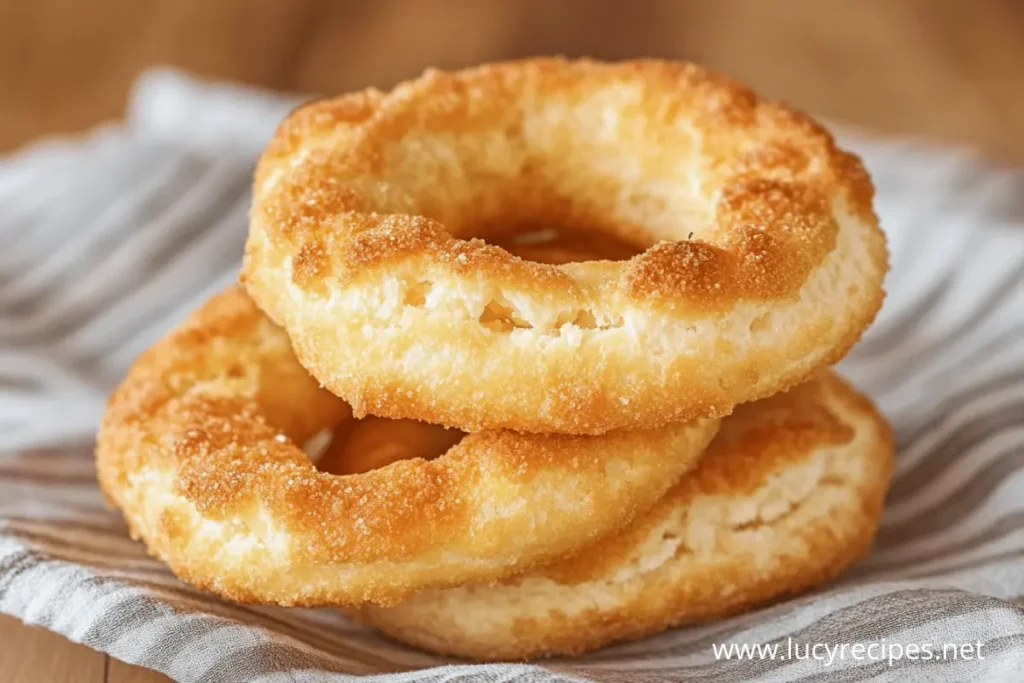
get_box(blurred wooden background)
[2,0,1024,159]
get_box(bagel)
[96,286,719,606]
[243,57,888,435]
[352,373,893,660]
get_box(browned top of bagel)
[252,57,876,312]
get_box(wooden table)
[1,1,1022,680]
[0,614,168,682]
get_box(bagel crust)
[356,373,893,660]
[244,57,888,435]
[95,287,719,606]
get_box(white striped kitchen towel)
[1,69,1023,682]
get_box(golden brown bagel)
[96,287,718,606]
[244,57,888,435]
[354,373,893,660]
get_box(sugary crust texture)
[244,57,888,434]
[95,286,719,606]
[356,373,894,660]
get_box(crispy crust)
[95,286,719,606]
[356,373,894,660]
[244,57,888,435]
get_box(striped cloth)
[2,69,1023,682]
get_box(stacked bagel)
[97,58,893,660]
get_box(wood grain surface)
[0,614,168,682]
[1,1,1022,680]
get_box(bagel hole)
[479,298,533,332]
[315,417,465,476]
[511,228,559,245]
[490,225,647,264]
[748,313,774,335]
